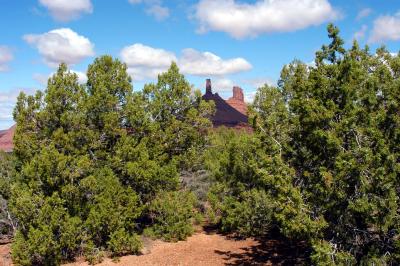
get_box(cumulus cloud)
[244,91,257,103]
[120,43,177,80]
[369,12,400,43]
[34,70,87,86]
[356,8,372,21]
[72,71,88,84]
[0,46,13,72]
[0,88,35,128]
[128,0,170,21]
[179,49,252,76]
[24,28,95,67]
[354,25,368,40]
[193,0,339,39]
[39,0,93,22]
[243,77,275,89]
[120,44,252,80]
[211,78,235,92]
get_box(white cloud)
[120,44,252,80]
[356,8,372,21]
[0,88,35,129]
[120,43,177,80]
[212,78,235,92]
[146,4,169,21]
[354,25,368,40]
[244,91,257,103]
[244,77,275,89]
[33,73,49,85]
[24,28,95,67]
[0,46,13,72]
[73,71,88,84]
[369,12,400,43]
[129,0,170,21]
[179,49,252,76]
[193,0,339,39]
[34,70,87,86]
[39,0,93,22]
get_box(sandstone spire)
[206,78,212,94]
[226,86,247,115]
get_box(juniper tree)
[9,57,213,265]
[279,24,400,264]
[206,24,400,265]
[0,151,15,238]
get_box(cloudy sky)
[0,0,399,129]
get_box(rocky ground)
[1,229,308,266]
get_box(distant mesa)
[202,79,250,129]
[0,124,15,153]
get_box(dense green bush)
[278,25,400,264]
[208,187,274,236]
[205,128,325,240]
[0,151,15,238]
[206,24,400,264]
[145,190,199,242]
[9,57,212,265]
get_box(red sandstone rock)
[0,125,15,153]
[202,80,250,129]
[226,86,248,115]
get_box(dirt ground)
[0,243,11,266]
[1,229,307,266]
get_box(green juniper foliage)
[280,24,400,264]
[145,190,199,242]
[206,24,400,265]
[0,151,15,238]
[9,58,212,265]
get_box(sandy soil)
[1,230,307,266]
[66,232,260,266]
[0,244,11,266]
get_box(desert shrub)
[205,128,325,240]
[146,190,199,241]
[207,24,400,264]
[180,169,212,207]
[107,228,142,257]
[11,193,82,265]
[310,240,356,266]
[208,187,274,236]
[9,57,213,265]
[175,24,395,264]
[277,25,400,263]
[82,240,105,265]
[0,152,15,238]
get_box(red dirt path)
[1,230,307,266]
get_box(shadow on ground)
[208,228,310,266]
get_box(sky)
[0,0,400,129]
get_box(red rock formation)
[202,79,249,129]
[0,125,15,153]
[226,86,248,115]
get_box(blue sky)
[0,0,399,129]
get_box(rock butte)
[202,79,250,129]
